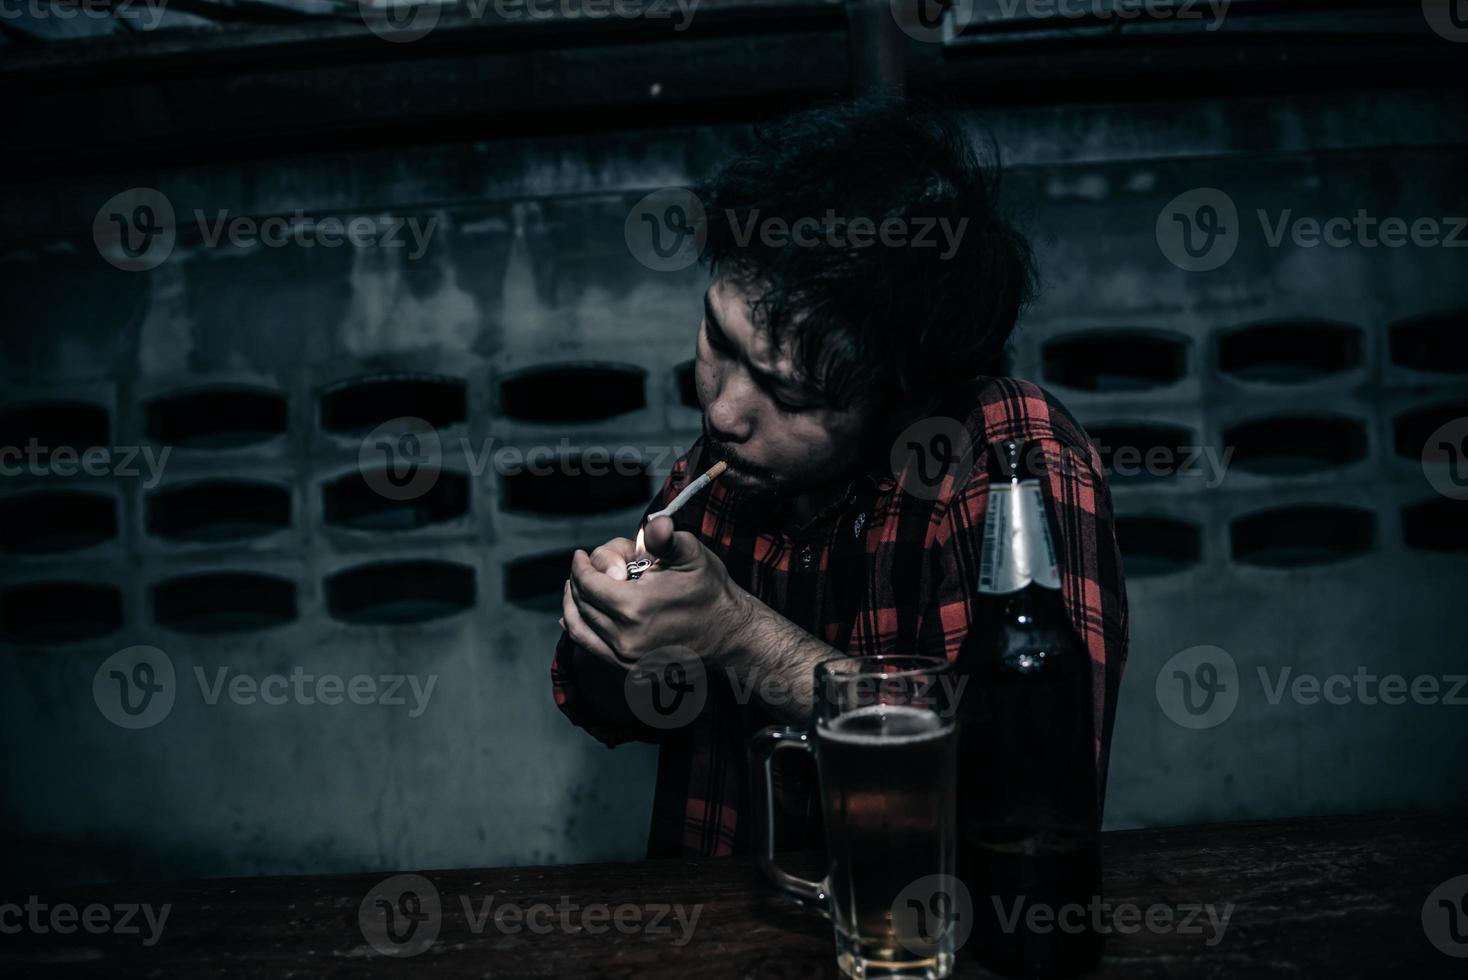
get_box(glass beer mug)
[751,655,965,979]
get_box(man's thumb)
[643,515,697,567]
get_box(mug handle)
[750,726,828,912]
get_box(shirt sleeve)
[917,434,1130,799]
[549,632,648,749]
[549,452,693,749]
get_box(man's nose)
[706,371,758,443]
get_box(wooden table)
[3,813,1464,978]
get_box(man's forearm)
[718,590,840,726]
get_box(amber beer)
[751,656,960,980]
[955,441,1103,978]
[817,704,957,975]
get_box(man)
[552,96,1128,858]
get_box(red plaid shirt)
[551,377,1129,858]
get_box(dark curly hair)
[696,93,1036,416]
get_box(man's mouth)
[719,465,774,489]
[710,450,774,484]
[702,433,779,486]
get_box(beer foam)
[819,704,952,746]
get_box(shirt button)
[799,545,814,569]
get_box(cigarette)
[649,459,728,522]
[628,460,728,576]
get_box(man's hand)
[562,516,753,667]
[559,518,842,726]
[559,534,636,666]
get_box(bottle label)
[978,480,1062,594]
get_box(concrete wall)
[2,85,1465,885]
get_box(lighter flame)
[635,526,646,557]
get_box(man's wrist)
[711,581,759,666]
[708,587,834,726]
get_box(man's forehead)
[707,278,868,423]
[707,279,796,375]
[707,276,755,330]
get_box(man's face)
[693,276,870,497]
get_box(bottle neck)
[978,474,1062,596]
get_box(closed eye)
[772,394,812,414]
[703,309,816,412]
